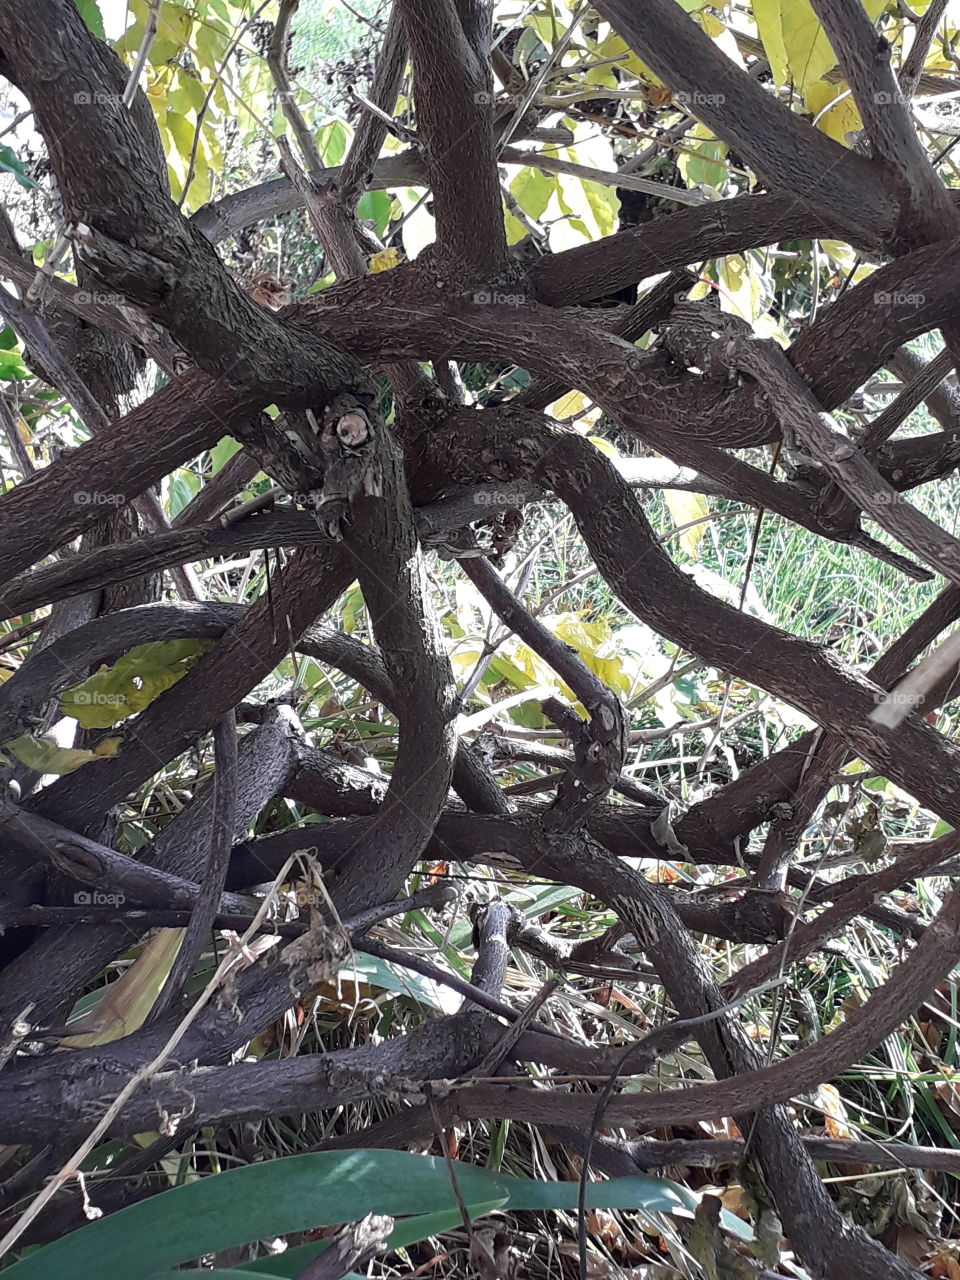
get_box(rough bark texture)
[3,1,960,1274]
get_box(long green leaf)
[4,1150,711,1280]
[149,1200,507,1280]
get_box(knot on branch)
[254,393,384,540]
[72,221,178,307]
[539,692,628,835]
[662,302,753,382]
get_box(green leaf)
[194,17,230,70]
[356,189,393,236]
[341,583,363,634]
[213,1201,507,1277]
[210,435,243,474]
[318,119,349,168]
[510,166,554,222]
[0,145,37,191]
[0,345,27,379]
[75,0,106,38]
[172,69,209,118]
[165,467,200,518]
[340,952,447,1009]
[60,639,215,728]
[4,1151,709,1280]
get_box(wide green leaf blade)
[227,1199,507,1277]
[4,1149,722,1280]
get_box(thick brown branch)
[809,0,959,246]
[593,0,896,249]
[0,0,368,404]
[397,0,507,277]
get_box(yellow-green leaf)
[60,929,186,1046]
[717,252,771,324]
[753,0,789,85]
[756,0,886,94]
[510,166,554,222]
[60,639,214,728]
[3,733,122,775]
[504,207,528,246]
[166,109,198,165]
[664,489,710,561]
[677,122,728,190]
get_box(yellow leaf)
[664,489,710,561]
[548,390,588,420]
[60,930,186,1046]
[449,647,483,675]
[368,247,403,274]
[588,436,619,461]
[805,79,863,144]
[817,1082,852,1139]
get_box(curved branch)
[593,0,896,249]
[0,0,367,404]
[0,372,246,588]
[432,405,960,827]
[461,556,626,832]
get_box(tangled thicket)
[2,0,960,1276]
